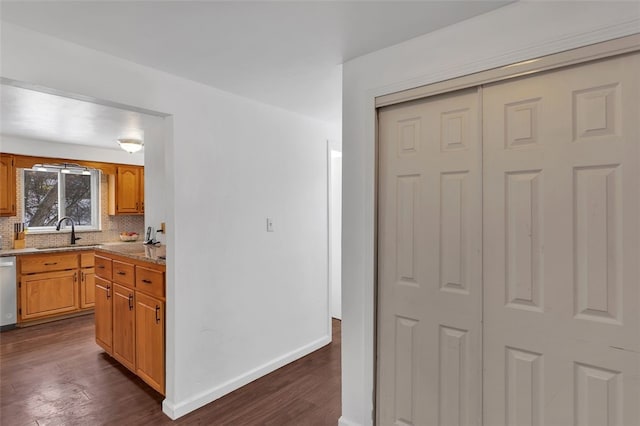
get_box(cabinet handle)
[128,294,134,311]
[97,265,105,269]
[81,271,84,282]
[155,305,160,324]
[136,202,139,210]
[116,271,126,276]
[74,272,77,282]
[44,262,58,266]
[106,285,111,299]
[142,279,152,284]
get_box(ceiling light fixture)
[33,163,94,175]
[118,138,144,153]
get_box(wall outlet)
[266,218,274,232]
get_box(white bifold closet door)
[483,52,640,426]
[377,51,639,426]
[377,88,483,425]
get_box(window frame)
[22,168,102,232]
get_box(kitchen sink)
[36,244,100,250]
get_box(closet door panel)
[377,88,483,425]
[483,53,640,426]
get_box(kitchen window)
[23,166,101,231]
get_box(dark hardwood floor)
[0,315,341,425]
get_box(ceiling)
[0,83,165,150]
[1,1,509,121]
[0,0,512,128]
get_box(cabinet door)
[139,168,144,213]
[113,284,136,371]
[20,269,78,320]
[95,276,113,353]
[0,154,16,216]
[80,268,95,308]
[136,292,165,394]
[116,166,141,214]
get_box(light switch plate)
[266,218,274,232]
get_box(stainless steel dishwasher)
[0,256,17,330]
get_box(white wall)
[340,2,640,425]
[1,22,332,419]
[141,119,168,242]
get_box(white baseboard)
[338,416,362,426]
[162,333,332,420]
[161,399,178,420]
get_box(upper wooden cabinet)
[0,153,16,216]
[108,166,144,215]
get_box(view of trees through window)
[23,169,97,228]
[64,174,93,225]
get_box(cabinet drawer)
[113,260,135,287]
[95,255,112,280]
[20,253,78,274]
[80,251,95,268]
[135,266,164,298]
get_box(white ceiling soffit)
[0,1,512,124]
[0,84,165,150]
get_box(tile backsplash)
[0,170,144,250]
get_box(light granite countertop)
[95,243,166,266]
[0,242,166,266]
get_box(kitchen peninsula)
[94,243,166,395]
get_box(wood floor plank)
[1,315,341,425]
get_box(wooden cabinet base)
[17,251,96,326]
[112,284,136,372]
[21,269,78,320]
[135,292,165,394]
[94,249,165,395]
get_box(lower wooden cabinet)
[94,276,113,353]
[80,252,95,308]
[112,283,136,371]
[94,250,165,395]
[21,269,78,320]
[17,251,95,324]
[80,268,96,308]
[135,292,165,393]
